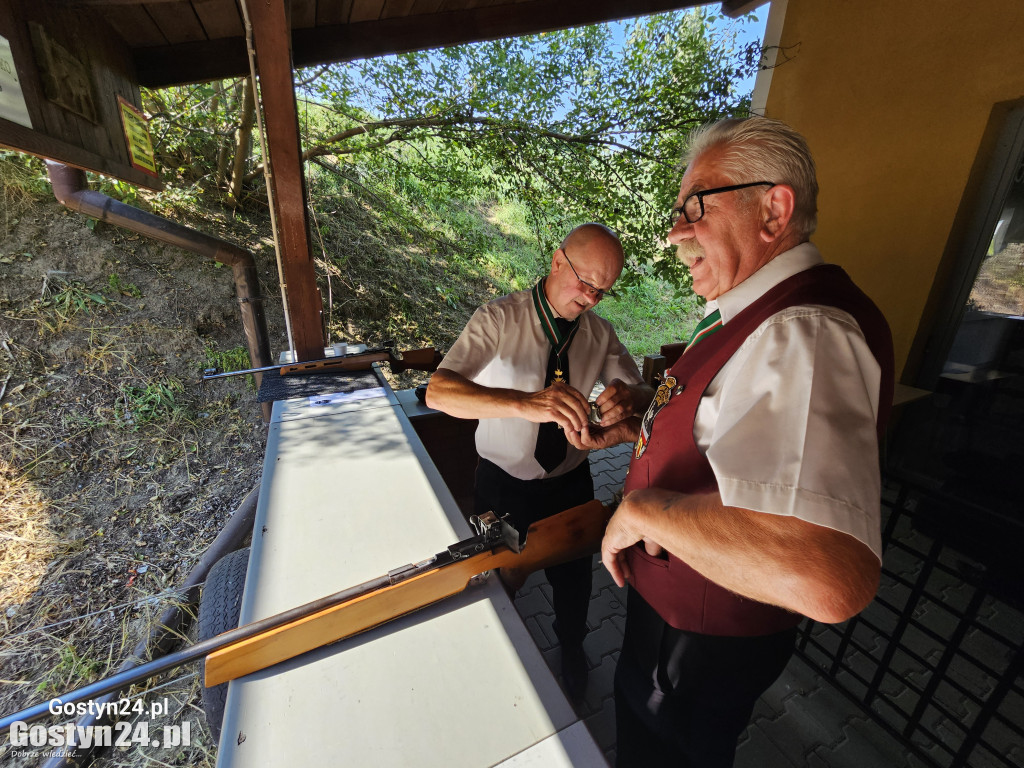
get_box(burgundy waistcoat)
[623,264,894,636]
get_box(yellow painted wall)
[761,0,1024,378]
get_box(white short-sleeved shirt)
[695,243,885,560]
[438,288,643,481]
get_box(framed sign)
[117,96,157,178]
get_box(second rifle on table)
[201,345,444,381]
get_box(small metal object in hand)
[588,401,602,425]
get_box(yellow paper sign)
[118,97,157,177]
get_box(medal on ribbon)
[532,279,578,384]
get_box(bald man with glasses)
[426,222,651,701]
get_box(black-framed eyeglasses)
[669,181,776,226]
[560,248,617,301]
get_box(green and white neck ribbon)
[532,278,579,379]
[685,307,723,350]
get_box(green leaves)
[143,9,756,289]
[303,10,753,277]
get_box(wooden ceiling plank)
[242,0,324,361]
[439,0,478,13]
[349,0,385,24]
[69,0,183,5]
[193,0,244,38]
[135,38,248,85]
[316,0,353,25]
[292,0,317,29]
[145,1,208,44]
[380,0,416,21]
[410,0,444,14]
[100,5,168,47]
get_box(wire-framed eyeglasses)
[560,248,617,301]
[669,181,776,226]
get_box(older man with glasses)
[426,222,650,701]
[568,117,895,767]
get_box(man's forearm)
[603,488,880,624]
[426,368,592,429]
[425,368,526,420]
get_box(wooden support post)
[241,0,324,361]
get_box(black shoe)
[560,643,588,703]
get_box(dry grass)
[0,460,66,611]
[0,155,47,235]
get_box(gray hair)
[684,117,819,238]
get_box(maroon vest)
[623,264,894,636]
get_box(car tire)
[198,547,250,743]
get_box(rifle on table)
[201,345,444,381]
[0,500,611,729]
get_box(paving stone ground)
[511,443,914,768]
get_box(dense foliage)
[142,10,758,293]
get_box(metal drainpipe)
[40,486,260,768]
[45,162,273,421]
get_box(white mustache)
[676,240,705,268]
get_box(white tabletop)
[216,375,605,767]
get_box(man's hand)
[601,487,673,588]
[565,416,640,452]
[427,369,589,428]
[517,381,591,431]
[593,379,649,426]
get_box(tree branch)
[242,113,664,180]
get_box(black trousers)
[474,458,594,646]
[614,587,796,768]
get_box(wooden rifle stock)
[203,499,611,687]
